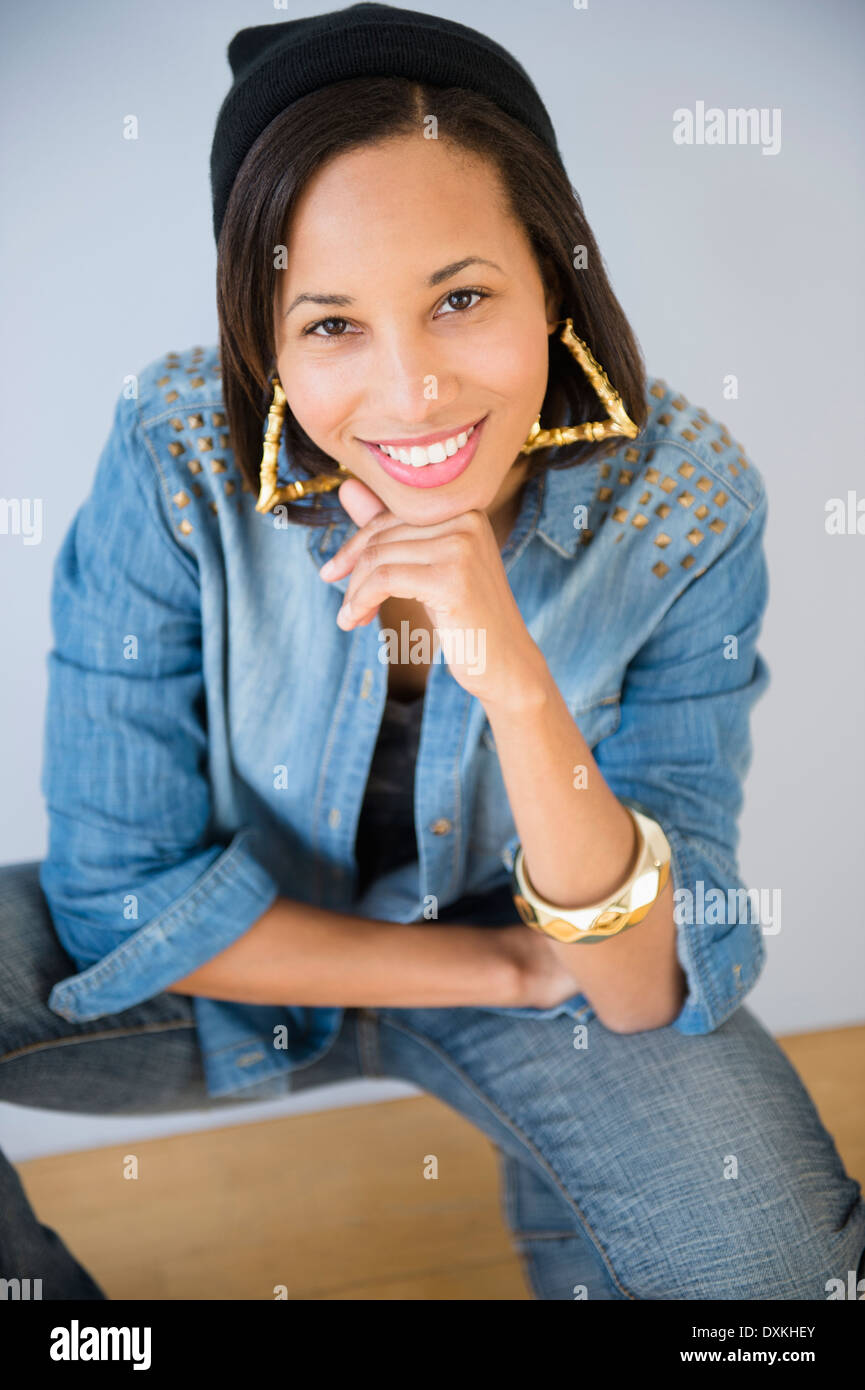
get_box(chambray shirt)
[40,344,771,1099]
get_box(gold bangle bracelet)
[510,804,672,945]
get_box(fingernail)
[320,558,337,578]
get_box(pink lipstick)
[358,415,487,489]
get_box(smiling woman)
[215,69,647,527]
[13,0,865,1306]
[272,124,561,524]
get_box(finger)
[322,509,483,581]
[340,534,467,614]
[337,563,441,629]
[337,477,388,528]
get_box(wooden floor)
[13,1024,865,1300]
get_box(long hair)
[216,76,647,526]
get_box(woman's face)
[273,134,559,528]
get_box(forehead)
[280,137,521,280]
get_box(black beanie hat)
[210,1,563,245]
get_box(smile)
[358,415,487,489]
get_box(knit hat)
[210,1,563,244]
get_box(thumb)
[337,476,389,529]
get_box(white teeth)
[375,423,476,467]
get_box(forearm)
[163,895,519,1009]
[484,655,686,1031]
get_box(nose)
[368,324,457,426]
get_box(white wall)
[1,0,862,1160]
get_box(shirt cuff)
[663,821,766,1035]
[47,828,280,1022]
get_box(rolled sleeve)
[40,390,279,1022]
[593,489,772,1034]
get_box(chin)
[397,485,491,519]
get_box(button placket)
[311,623,384,907]
[415,663,472,906]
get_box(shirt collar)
[534,454,610,558]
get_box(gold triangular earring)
[520,318,639,453]
[256,375,354,514]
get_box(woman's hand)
[496,924,583,1010]
[318,477,548,705]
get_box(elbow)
[594,965,688,1035]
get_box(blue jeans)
[1,860,864,1300]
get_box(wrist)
[401,922,524,1007]
[480,639,552,721]
[492,924,539,1006]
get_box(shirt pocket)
[468,691,622,857]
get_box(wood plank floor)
[11,1024,865,1300]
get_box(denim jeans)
[1,860,863,1301]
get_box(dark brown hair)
[216,76,647,526]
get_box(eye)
[302,317,359,339]
[436,288,489,316]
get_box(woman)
[2,3,863,1301]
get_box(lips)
[360,416,484,467]
[360,414,487,489]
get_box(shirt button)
[360,668,373,699]
[237,1050,265,1067]
[430,818,452,836]
[328,807,341,829]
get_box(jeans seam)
[500,1149,543,1301]
[376,1011,635,1301]
[0,1019,197,1066]
[355,1008,380,1078]
[500,1146,591,1241]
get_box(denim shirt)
[40,344,771,1099]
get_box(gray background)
[1,0,862,1159]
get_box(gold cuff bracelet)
[510,804,672,945]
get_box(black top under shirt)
[353,692,425,896]
[352,689,520,925]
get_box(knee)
[0,861,72,1060]
[626,1182,865,1301]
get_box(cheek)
[279,360,352,440]
[471,327,549,406]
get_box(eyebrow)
[283,257,504,318]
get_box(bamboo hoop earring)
[255,376,354,514]
[520,318,639,453]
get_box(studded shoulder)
[575,378,764,582]
[134,344,257,542]
[643,378,763,509]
